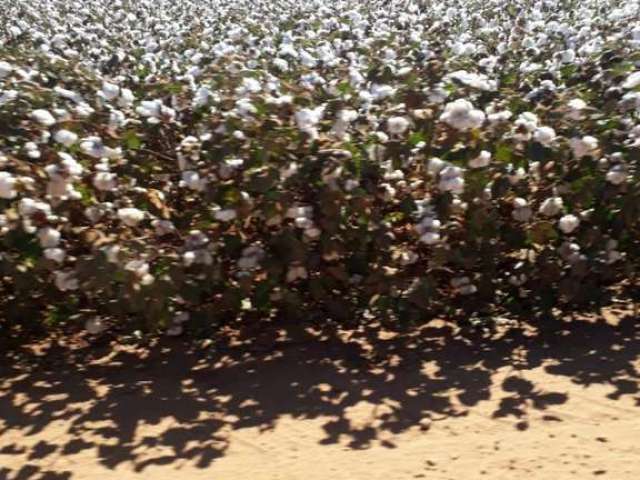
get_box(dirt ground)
[1,312,639,480]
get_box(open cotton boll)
[539,196,564,217]
[93,172,117,191]
[44,248,66,263]
[439,99,485,131]
[117,207,145,226]
[622,71,640,89]
[37,227,61,248]
[54,129,79,147]
[214,208,237,222]
[31,109,56,127]
[387,116,410,135]
[558,214,580,234]
[570,136,599,158]
[468,150,491,168]
[533,126,556,146]
[0,172,17,199]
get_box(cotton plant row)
[0,0,639,335]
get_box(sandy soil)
[1,313,639,480]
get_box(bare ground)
[1,310,640,480]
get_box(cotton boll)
[468,150,491,168]
[570,136,599,158]
[214,208,237,222]
[533,126,556,146]
[54,129,79,147]
[387,116,410,135]
[439,99,485,131]
[622,71,640,89]
[0,172,17,199]
[31,109,56,127]
[539,196,564,217]
[117,207,145,226]
[93,172,117,191]
[606,165,628,185]
[37,227,61,248]
[44,248,66,263]
[54,270,79,291]
[558,214,580,234]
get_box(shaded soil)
[1,308,639,479]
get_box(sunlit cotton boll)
[438,166,465,193]
[0,172,17,199]
[622,71,640,89]
[512,198,532,222]
[533,126,556,146]
[37,226,61,248]
[539,196,564,217]
[31,109,56,127]
[214,208,237,222]
[558,214,580,234]
[93,172,117,191]
[439,99,485,131]
[570,136,599,158]
[44,248,65,263]
[387,116,410,135]
[468,150,491,168]
[54,129,78,147]
[117,207,145,227]
[606,165,628,185]
[54,270,79,291]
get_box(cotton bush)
[0,0,639,336]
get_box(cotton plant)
[0,0,638,334]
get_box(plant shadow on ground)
[0,304,639,480]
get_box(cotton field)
[1,0,639,334]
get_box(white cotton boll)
[387,116,410,135]
[622,71,640,89]
[85,318,107,335]
[566,98,587,120]
[512,198,532,222]
[439,99,485,131]
[533,126,556,146]
[294,217,314,229]
[37,227,61,248]
[44,248,65,263]
[0,61,12,78]
[438,166,465,193]
[214,208,237,222]
[166,324,184,337]
[539,196,564,217]
[152,219,175,236]
[31,109,56,127]
[0,171,17,199]
[304,227,321,239]
[181,170,205,191]
[468,150,491,168]
[508,167,526,185]
[570,136,599,158]
[117,207,144,227]
[119,88,135,107]
[183,251,196,267]
[101,81,120,101]
[273,58,289,71]
[0,90,18,106]
[420,232,440,245]
[54,271,79,291]
[558,214,580,234]
[427,157,446,174]
[93,172,117,191]
[54,129,78,147]
[25,142,40,159]
[606,165,627,185]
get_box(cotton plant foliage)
[0,0,639,334]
